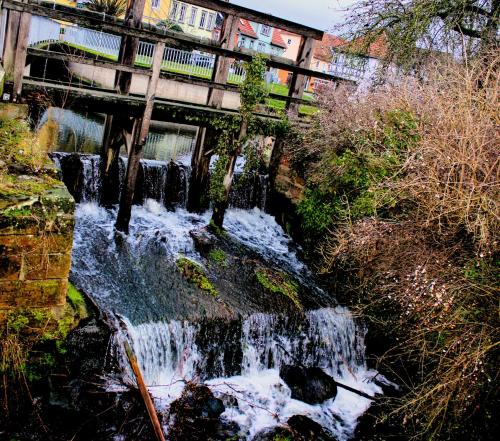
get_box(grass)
[208,248,227,266]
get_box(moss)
[176,257,219,297]
[255,268,302,310]
[207,219,227,237]
[208,248,227,266]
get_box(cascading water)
[49,136,389,439]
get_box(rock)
[287,415,337,441]
[168,382,226,441]
[252,425,296,441]
[8,163,32,175]
[0,159,6,169]
[190,227,217,253]
[279,365,337,405]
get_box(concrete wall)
[69,62,241,110]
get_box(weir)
[0,2,388,440]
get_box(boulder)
[287,415,337,441]
[167,382,226,441]
[279,365,337,405]
[252,425,296,441]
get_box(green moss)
[209,248,227,266]
[207,219,227,237]
[255,268,302,310]
[176,257,219,297]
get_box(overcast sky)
[231,0,358,32]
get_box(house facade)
[167,1,218,39]
[236,19,286,57]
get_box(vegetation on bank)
[0,283,89,412]
[0,113,59,206]
[287,54,499,440]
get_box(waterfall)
[48,145,388,440]
[55,153,270,211]
[111,307,379,441]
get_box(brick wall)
[0,186,74,310]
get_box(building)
[236,19,286,57]
[308,34,346,91]
[167,1,218,40]
[276,30,302,85]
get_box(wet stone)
[280,365,338,405]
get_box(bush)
[289,52,499,439]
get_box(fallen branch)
[124,340,166,441]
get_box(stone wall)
[0,185,74,311]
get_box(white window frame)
[188,7,197,26]
[178,3,187,23]
[261,25,271,36]
[170,1,179,20]
[151,0,160,10]
[207,13,216,31]
[199,10,208,28]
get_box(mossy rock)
[176,257,219,297]
[255,267,302,310]
[208,248,228,267]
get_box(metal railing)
[28,16,246,84]
[28,15,61,47]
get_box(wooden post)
[2,9,21,78]
[187,13,240,213]
[101,0,147,206]
[115,41,165,234]
[207,13,240,109]
[124,341,166,441]
[286,36,315,114]
[12,11,31,100]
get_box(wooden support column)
[286,36,315,114]
[2,9,21,78]
[12,11,31,100]
[101,0,146,207]
[115,41,165,234]
[207,13,240,109]
[187,13,240,213]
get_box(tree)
[341,0,499,64]
[156,19,184,33]
[209,55,269,228]
[86,0,128,17]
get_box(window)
[207,13,216,30]
[261,25,271,36]
[151,0,160,9]
[188,7,197,26]
[287,38,292,45]
[258,42,266,52]
[178,4,187,23]
[249,40,254,49]
[170,1,179,20]
[199,10,207,28]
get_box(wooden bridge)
[0,0,343,231]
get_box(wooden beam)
[2,9,21,77]
[287,36,315,113]
[115,41,165,234]
[2,1,338,82]
[27,47,153,76]
[12,11,30,99]
[208,13,240,108]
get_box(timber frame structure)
[0,0,342,231]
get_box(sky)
[231,0,358,32]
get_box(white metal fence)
[28,15,61,47]
[28,16,246,83]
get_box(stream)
[41,108,389,440]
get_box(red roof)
[313,34,347,62]
[238,19,257,39]
[271,29,287,49]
